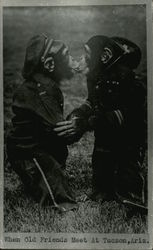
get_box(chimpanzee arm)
[65,99,94,142]
[64,77,95,142]
[66,76,96,131]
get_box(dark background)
[4,5,146,71]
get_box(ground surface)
[4,6,147,233]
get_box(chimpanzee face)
[53,46,79,80]
[77,44,114,76]
[43,45,79,81]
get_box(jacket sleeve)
[37,116,68,163]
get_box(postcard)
[0,0,152,249]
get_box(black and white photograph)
[1,0,152,249]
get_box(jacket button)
[37,83,41,87]
[95,85,99,90]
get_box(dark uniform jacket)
[70,65,146,154]
[7,73,68,165]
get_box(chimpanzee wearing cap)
[54,36,146,209]
[7,34,78,210]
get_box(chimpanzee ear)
[100,47,113,64]
[42,56,55,72]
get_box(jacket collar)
[32,72,55,87]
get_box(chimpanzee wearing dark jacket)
[54,36,147,207]
[7,34,78,210]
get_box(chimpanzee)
[54,35,147,210]
[7,34,78,210]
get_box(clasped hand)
[53,117,79,139]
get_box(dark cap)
[111,37,141,69]
[86,35,141,70]
[22,34,65,79]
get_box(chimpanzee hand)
[53,116,88,144]
[54,118,77,137]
